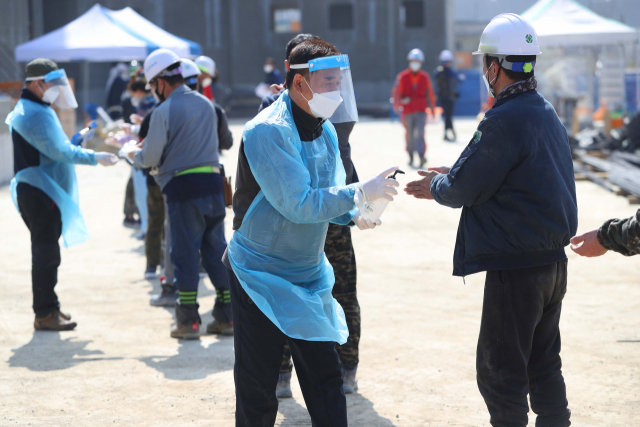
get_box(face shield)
[27,69,78,110]
[290,54,358,123]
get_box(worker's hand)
[404,170,439,200]
[118,141,139,161]
[95,152,118,166]
[570,229,608,257]
[361,166,400,202]
[428,166,451,174]
[130,114,143,125]
[400,97,411,105]
[269,84,283,95]
[353,211,381,230]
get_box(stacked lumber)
[573,150,640,204]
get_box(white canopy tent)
[15,4,200,62]
[521,0,639,116]
[13,4,201,107]
[522,0,638,47]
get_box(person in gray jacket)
[123,49,231,340]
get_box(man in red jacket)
[394,48,436,168]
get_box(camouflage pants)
[145,183,164,268]
[281,223,360,372]
[123,176,138,217]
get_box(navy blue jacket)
[430,89,578,276]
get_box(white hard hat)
[439,50,454,62]
[195,56,216,76]
[180,58,201,79]
[407,48,425,62]
[144,48,181,82]
[473,13,541,56]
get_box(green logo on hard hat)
[525,34,533,43]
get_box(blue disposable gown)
[7,98,97,247]
[227,91,358,344]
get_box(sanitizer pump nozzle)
[356,169,405,222]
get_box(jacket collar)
[290,95,324,142]
[166,85,189,100]
[495,76,537,103]
[21,88,49,106]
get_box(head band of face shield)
[290,55,350,72]
[25,69,68,83]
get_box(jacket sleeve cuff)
[596,221,614,251]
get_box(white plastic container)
[355,169,404,222]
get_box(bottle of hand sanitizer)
[356,169,404,222]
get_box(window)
[402,1,424,28]
[273,7,302,34]
[329,4,354,30]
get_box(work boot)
[55,308,71,321]
[276,372,293,398]
[419,156,427,168]
[206,320,234,336]
[341,366,358,394]
[34,311,77,331]
[149,283,178,307]
[171,302,201,340]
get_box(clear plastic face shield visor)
[26,69,78,110]
[290,54,358,123]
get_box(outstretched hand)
[570,229,608,257]
[404,170,439,200]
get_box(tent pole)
[83,61,89,111]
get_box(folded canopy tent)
[13,3,201,105]
[521,0,639,113]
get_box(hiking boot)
[149,284,178,307]
[206,320,234,336]
[34,311,77,331]
[341,366,358,394]
[276,372,293,398]
[171,302,201,339]
[144,265,158,280]
[170,321,200,340]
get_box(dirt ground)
[1,117,640,426]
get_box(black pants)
[477,260,571,427]
[229,267,347,427]
[17,184,63,317]
[441,98,455,133]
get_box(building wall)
[0,0,448,113]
